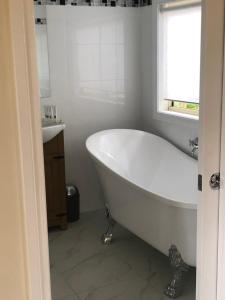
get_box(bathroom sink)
[42,119,66,143]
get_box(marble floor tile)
[50,267,76,299]
[54,296,80,300]
[49,210,196,300]
[78,279,163,300]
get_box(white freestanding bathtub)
[86,129,198,267]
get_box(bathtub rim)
[86,129,198,211]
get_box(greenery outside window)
[167,100,199,116]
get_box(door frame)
[5,0,52,299]
[217,3,225,298]
[197,1,225,300]
[5,0,225,299]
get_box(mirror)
[35,18,51,98]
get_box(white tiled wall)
[43,6,141,212]
[35,5,47,18]
[40,5,199,212]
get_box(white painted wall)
[38,5,199,212]
[42,6,141,212]
[140,6,199,154]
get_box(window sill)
[154,109,199,127]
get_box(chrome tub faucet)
[189,137,198,158]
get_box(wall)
[140,5,199,154]
[39,5,199,213]
[42,6,141,212]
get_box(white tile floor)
[49,210,196,300]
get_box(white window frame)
[152,0,200,127]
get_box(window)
[158,0,202,118]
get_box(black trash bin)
[66,185,80,222]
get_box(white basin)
[42,119,66,143]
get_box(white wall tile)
[43,6,141,212]
[35,5,47,18]
[41,5,198,213]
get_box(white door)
[217,91,225,298]
[217,7,225,299]
[197,1,225,300]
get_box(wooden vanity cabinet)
[43,131,67,229]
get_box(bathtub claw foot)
[164,245,190,299]
[101,208,115,245]
[101,232,113,245]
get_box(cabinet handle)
[53,155,64,160]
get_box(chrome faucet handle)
[189,137,199,158]
[189,137,198,147]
